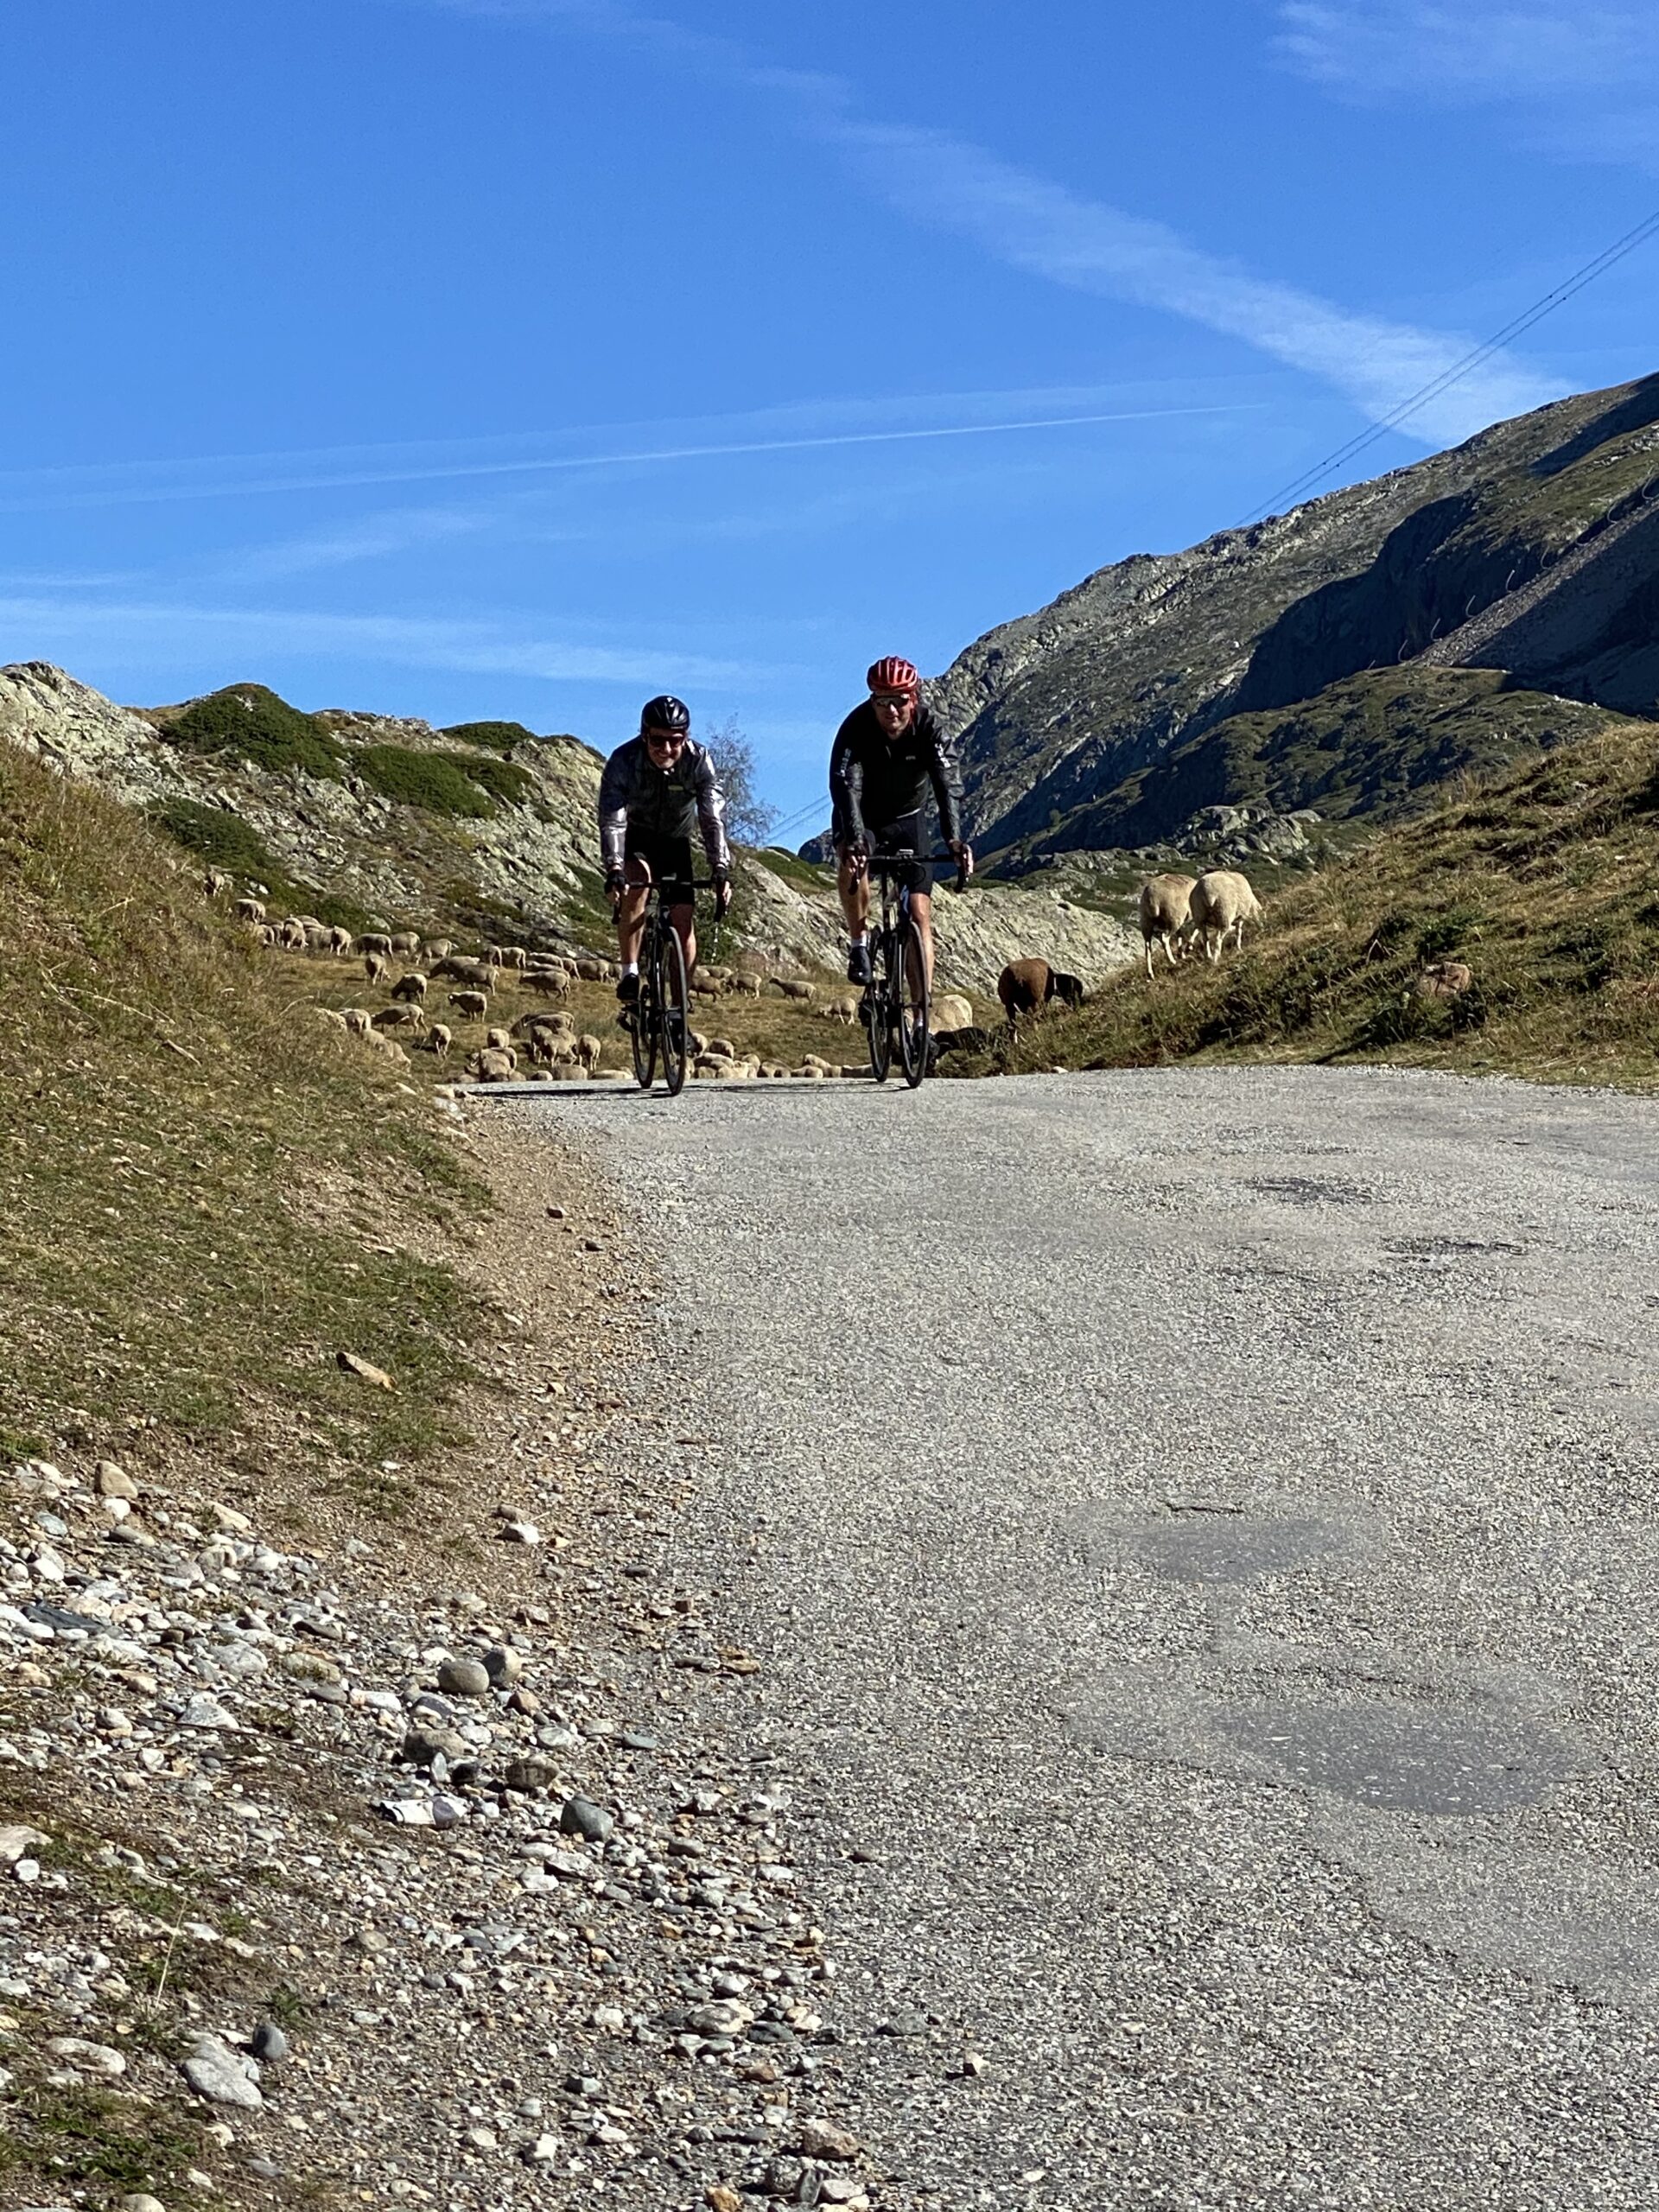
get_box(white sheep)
[327,925,353,956]
[1189,870,1264,963]
[204,869,232,899]
[342,1007,373,1038]
[428,1021,453,1058]
[1139,873,1198,976]
[391,972,429,1003]
[365,951,389,985]
[235,896,266,924]
[575,1033,602,1071]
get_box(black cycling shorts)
[847,812,930,895]
[624,830,695,904]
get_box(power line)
[1239,205,1659,528]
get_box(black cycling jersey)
[829,700,963,851]
[598,735,731,878]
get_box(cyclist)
[599,696,734,1004]
[830,656,971,988]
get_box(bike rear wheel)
[631,924,658,1090]
[865,928,894,1084]
[659,921,690,1096]
[895,914,931,1088]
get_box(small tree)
[705,715,778,846]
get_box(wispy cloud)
[394,0,1563,443]
[1278,2,1659,100]
[0,595,772,687]
[833,124,1561,441]
[0,385,1253,515]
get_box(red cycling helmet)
[867,656,919,696]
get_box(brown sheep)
[391,971,429,1003]
[373,1004,427,1034]
[425,938,454,962]
[996,959,1084,1030]
[448,988,489,1019]
[575,1033,603,1072]
[522,969,574,1001]
[727,970,763,999]
[468,1046,517,1083]
[389,930,421,957]
[428,1021,453,1058]
[365,952,389,986]
[1138,874,1197,977]
[1189,870,1264,963]
[430,955,493,988]
[773,977,814,1002]
[235,896,266,924]
[354,931,392,958]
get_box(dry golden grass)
[0,740,490,1472]
[954,715,1659,1090]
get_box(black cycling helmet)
[639,694,691,736]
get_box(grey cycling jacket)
[597,735,733,878]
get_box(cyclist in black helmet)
[598,696,734,1003]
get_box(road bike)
[861,849,966,1090]
[624,867,715,1097]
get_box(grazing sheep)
[1138,873,1197,976]
[389,930,421,957]
[688,1028,709,1057]
[523,968,574,1000]
[930,991,976,1035]
[204,868,232,899]
[468,1046,517,1083]
[364,1029,410,1066]
[1189,870,1264,963]
[448,988,490,1019]
[575,1033,602,1072]
[690,977,724,1002]
[485,1025,513,1052]
[1414,960,1474,1000]
[354,931,392,957]
[821,993,860,1026]
[365,952,389,986]
[255,923,276,947]
[279,918,308,951]
[428,1021,453,1058]
[933,1023,995,1058]
[574,955,605,982]
[342,1007,373,1038]
[235,897,266,924]
[996,959,1084,1030]
[773,976,815,1002]
[425,938,454,963]
[728,970,763,999]
[391,971,429,1004]
[705,1037,737,1060]
[430,955,493,988]
[327,925,353,956]
[373,1004,427,1034]
[484,945,505,969]
[499,946,529,970]
[512,1008,575,1040]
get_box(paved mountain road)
[518,1067,1659,2209]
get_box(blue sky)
[3,1,1656,834]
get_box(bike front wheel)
[895,914,931,1089]
[865,931,893,1084]
[659,922,690,1096]
[631,932,658,1090]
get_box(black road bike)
[862,849,966,1090]
[626,868,715,1097]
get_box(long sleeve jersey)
[827,699,963,849]
[597,736,732,877]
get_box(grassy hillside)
[0,737,489,1492]
[957,712,1659,1090]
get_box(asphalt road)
[524,1066,1659,2210]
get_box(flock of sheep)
[1137,868,1265,978]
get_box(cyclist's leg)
[836,844,870,937]
[617,849,651,969]
[908,887,935,996]
[668,899,696,975]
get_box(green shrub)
[356,746,494,817]
[442,719,537,754]
[164,684,343,779]
[460,755,535,809]
[1414,903,1485,960]
[147,798,276,879]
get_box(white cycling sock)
[623,961,639,976]
[849,931,869,947]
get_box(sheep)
[821,993,860,1026]
[373,1004,427,1034]
[1138,873,1197,977]
[468,1046,517,1083]
[705,1037,737,1060]
[204,868,232,899]
[512,1008,575,1040]
[342,1007,373,1038]
[354,931,393,958]
[364,1029,410,1066]
[527,1029,572,1068]
[279,918,308,952]
[428,1022,453,1058]
[1189,870,1264,963]
[389,930,421,957]
[235,897,266,924]
[690,976,724,1002]
[448,988,490,1019]
[930,991,976,1036]
[727,970,763,999]
[933,1023,995,1058]
[484,945,505,969]
[499,946,530,970]
[365,952,389,986]
[773,977,814,1002]
[327,925,353,956]
[391,971,429,1004]
[996,959,1084,1031]
[1414,960,1474,1000]
[523,969,575,1001]
[255,923,276,947]
[425,938,454,963]
[485,1025,513,1052]
[575,1033,602,1072]
[430,955,493,988]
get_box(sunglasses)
[645,729,687,748]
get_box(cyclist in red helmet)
[829,657,972,988]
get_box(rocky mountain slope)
[931,372,1659,861]
[1,664,1135,994]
